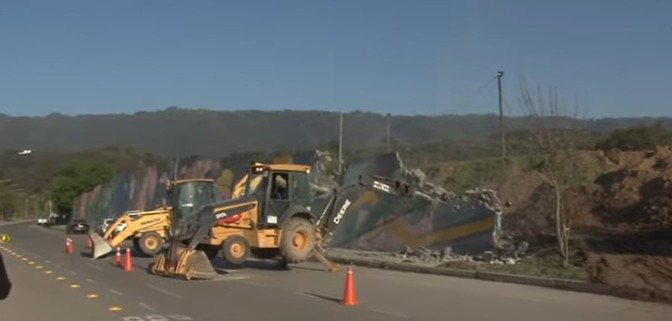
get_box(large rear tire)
[280,217,316,263]
[138,232,164,256]
[221,235,250,266]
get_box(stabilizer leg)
[313,243,341,273]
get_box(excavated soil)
[498,147,672,301]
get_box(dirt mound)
[500,147,672,236]
[496,147,672,301]
[592,146,672,231]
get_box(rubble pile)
[396,153,503,213]
[328,240,531,267]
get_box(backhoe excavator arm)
[312,175,415,272]
[182,197,257,249]
[160,195,258,277]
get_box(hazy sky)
[1,0,670,117]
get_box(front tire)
[221,235,250,265]
[138,232,164,256]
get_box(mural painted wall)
[72,151,502,254]
[71,151,322,225]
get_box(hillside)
[2,108,671,157]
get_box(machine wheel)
[251,248,280,260]
[221,235,250,265]
[138,232,164,256]
[280,217,316,263]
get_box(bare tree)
[518,77,587,267]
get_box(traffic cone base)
[124,248,133,271]
[340,267,359,306]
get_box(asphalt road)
[1,222,671,321]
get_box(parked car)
[96,218,116,235]
[37,217,48,225]
[110,221,127,238]
[46,214,70,227]
[66,219,89,235]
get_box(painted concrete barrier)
[72,151,503,256]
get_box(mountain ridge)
[1,108,670,157]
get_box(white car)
[109,222,127,238]
[37,218,48,225]
[98,218,116,235]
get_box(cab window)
[270,173,289,200]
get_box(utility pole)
[497,71,506,159]
[338,111,344,174]
[386,113,391,153]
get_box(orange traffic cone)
[115,247,122,267]
[340,267,359,306]
[66,238,73,254]
[87,236,93,248]
[124,248,133,272]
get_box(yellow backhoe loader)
[96,207,171,258]
[90,178,222,259]
[150,161,413,280]
[90,166,268,259]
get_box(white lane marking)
[211,275,248,281]
[109,289,123,296]
[146,283,183,299]
[369,308,409,319]
[86,278,96,284]
[138,302,156,311]
[87,263,103,271]
[69,271,77,276]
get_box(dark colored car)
[66,219,89,235]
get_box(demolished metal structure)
[323,152,503,255]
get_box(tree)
[48,159,117,214]
[519,80,587,267]
[0,185,21,221]
[596,124,672,151]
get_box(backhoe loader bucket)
[151,247,218,280]
[90,232,114,259]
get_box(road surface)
[1,221,670,321]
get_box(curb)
[0,220,36,227]
[328,255,672,305]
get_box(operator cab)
[245,163,313,228]
[167,179,221,224]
